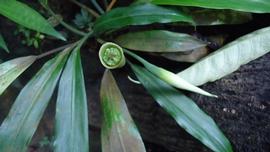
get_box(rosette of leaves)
[0,0,270,152]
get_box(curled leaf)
[125,49,217,97]
[100,70,146,152]
[178,26,270,86]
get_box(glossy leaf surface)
[115,30,206,52]
[54,47,89,152]
[125,50,216,97]
[148,0,270,13]
[0,56,36,95]
[178,26,270,86]
[0,0,65,40]
[100,70,146,152]
[0,34,9,52]
[130,64,233,152]
[93,3,194,35]
[0,49,70,152]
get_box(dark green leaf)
[115,30,206,52]
[0,0,65,40]
[54,47,89,152]
[0,56,36,96]
[148,0,270,13]
[130,63,233,152]
[178,26,270,86]
[93,3,194,35]
[0,49,70,152]
[0,33,9,52]
[100,70,146,152]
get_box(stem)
[70,0,100,18]
[106,0,117,11]
[46,6,87,36]
[90,0,105,14]
[37,43,77,59]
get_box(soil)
[0,0,270,152]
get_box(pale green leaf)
[54,47,89,152]
[0,56,36,96]
[0,49,70,152]
[115,30,206,52]
[125,49,217,97]
[0,0,65,40]
[100,70,146,152]
[178,26,270,86]
[130,63,233,152]
[0,33,9,52]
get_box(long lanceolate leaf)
[0,0,65,40]
[125,50,217,97]
[54,47,89,152]
[93,3,194,36]
[178,26,270,86]
[130,64,233,152]
[100,70,146,152]
[115,30,206,52]
[0,56,36,96]
[148,0,270,13]
[0,33,9,52]
[0,49,70,152]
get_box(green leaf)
[178,26,270,86]
[130,63,233,152]
[125,49,217,97]
[0,33,9,52]
[115,30,206,52]
[148,0,270,13]
[93,3,194,35]
[54,47,89,152]
[100,70,146,152]
[0,0,65,40]
[0,56,36,96]
[0,49,70,152]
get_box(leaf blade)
[0,56,36,96]
[0,0,65,40]
[93,3,194,35]
[130,64,233,152]
[115,30,206,52]
[54,48,89,152]
[0,49,70,152]
[178,26,270,86]
[100,70,146,152]
[149,0,270,13]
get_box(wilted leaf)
[115,30,206,52]
[0,0,65,40]
[0,49,70,152]
[125,49,217,97]
[0,56,36,96]
[93,3,194,35]
[130,63,233,152]
[0,33,9,52]
[146,0,270,13]
[100,70,146,152]
[178,26,270,86]
[54,47,89,152]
